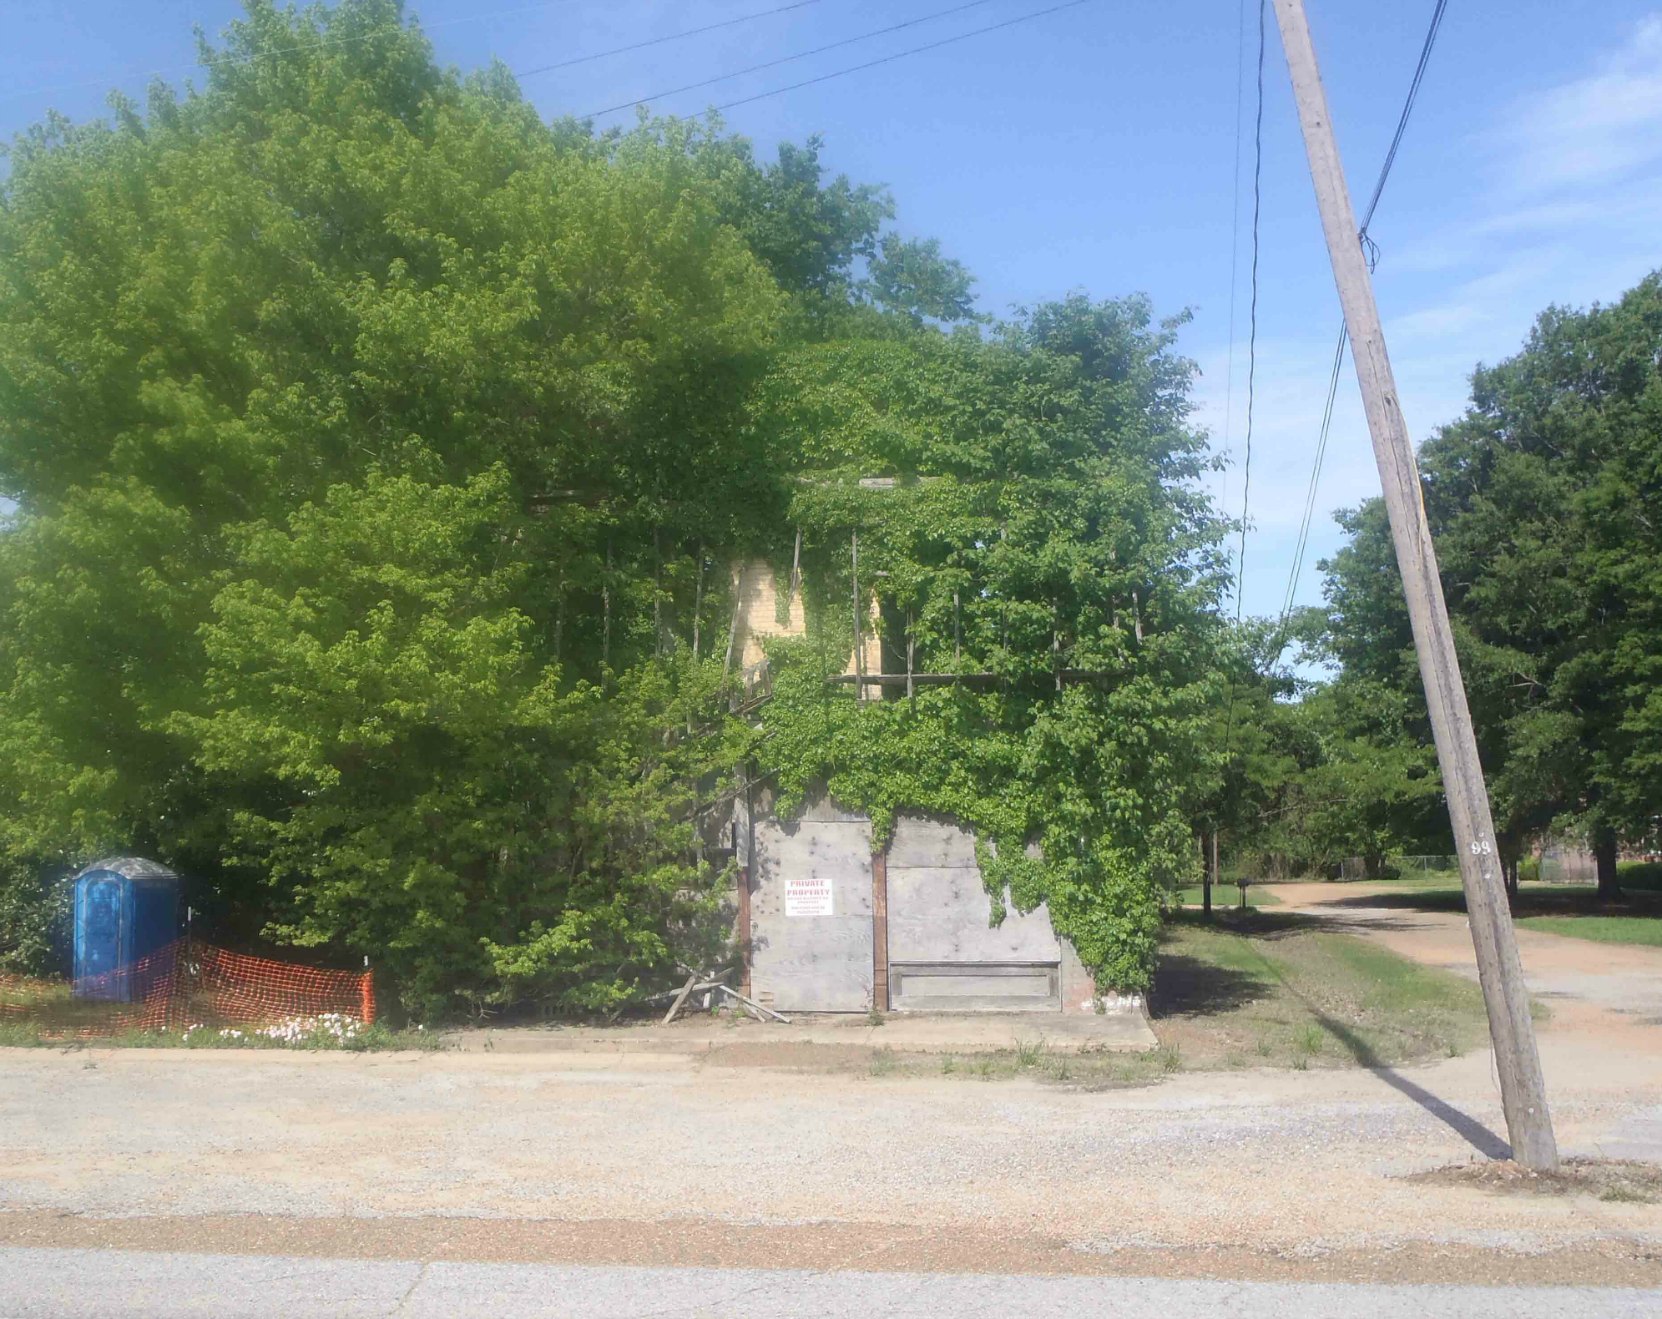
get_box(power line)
[1278,324,1346,626]
[1218,0,1251,525]
[1359,0,1448,233]
[1271,0,1450,654]
[583,0,998,118]
[1236,0,1266,632]
[1219,0,1267,779]
[707,0,1095,114]
[5,0,568,106]
[518,0,830,81]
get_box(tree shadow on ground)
[1164,908,1322,937]
[1165,906,1429,941]
[1148,953,1266,1017]
[1156,907,1513,1159]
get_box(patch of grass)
[1171,885,1280,908]
[702,1038,1197,1091]
[1150,910,1490,1071]
[1516,915,1662,948]
[1013,1036,1049,1069]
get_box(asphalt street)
[1,1248,1658,1318]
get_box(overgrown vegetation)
[758,303,1225,991]
[1209,272,1662,894]
[0,0,1221,1011]
[6,0,1659,1019]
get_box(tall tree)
[1320,273,1662,896]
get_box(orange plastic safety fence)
[0,939,374,1039]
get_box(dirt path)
[1272,881,1662,1049]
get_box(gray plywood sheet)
[755,828,874,883]
[887,866,1061,963]
[750,915,873,1013]
[749,811,874,1013]
[886,816,980,869]
[796,796,870,824]
[890,961,1060,1012]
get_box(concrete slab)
[442,1009,1156,1055]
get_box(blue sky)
[6,0,1662,622]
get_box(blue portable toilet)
[72,857,181,1001]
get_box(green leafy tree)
[1319,273,1662,895]
[0,0,785,1004]
[0,0,1228,1009]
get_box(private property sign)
[784,875,834,917]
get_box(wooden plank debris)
[661,973,699,1025]
[716,983,790,1023]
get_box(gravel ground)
[0,1031,1657,1257]
[1,891,1659,1285]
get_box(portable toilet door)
[72,858,180,1002]
[74,871,130,1000]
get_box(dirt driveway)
[2,887,1659,1287]
[1273,880,1662,1027]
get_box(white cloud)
[1205,14,1662,621]
[1505,15,1662,194]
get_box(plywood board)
[749,809,874,1013]
[890,961,1060,1012]
[887,866,1061,964]
[886,816,980,869]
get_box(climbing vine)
[750,301,1227,990]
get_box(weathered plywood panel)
[751,916,873,1013]
[796,797,870,824]
[749,807,873,1013]
[890,962,1060,1012]
[886,817,980,869]
[887,866,1061,964]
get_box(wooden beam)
[872,850,890,1013]
[662,973,698,1026]
[851,530,864,704]
[825,670,1117,688]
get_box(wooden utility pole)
[1272,0,1558,1170]
[1206,830,1218,918]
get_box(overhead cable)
[1220,0,1267,771]
[1235,0,1266,632]
[518,0,830,80]
[6,0,567,105]
[583,0,998,118]
[707,0,1096,114]
[1271,0,1451,656]
[1218,0,1252,523]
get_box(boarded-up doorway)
[747,799,874,1012]
[885,817,1062,1011]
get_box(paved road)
[1,1248,1658,1318]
